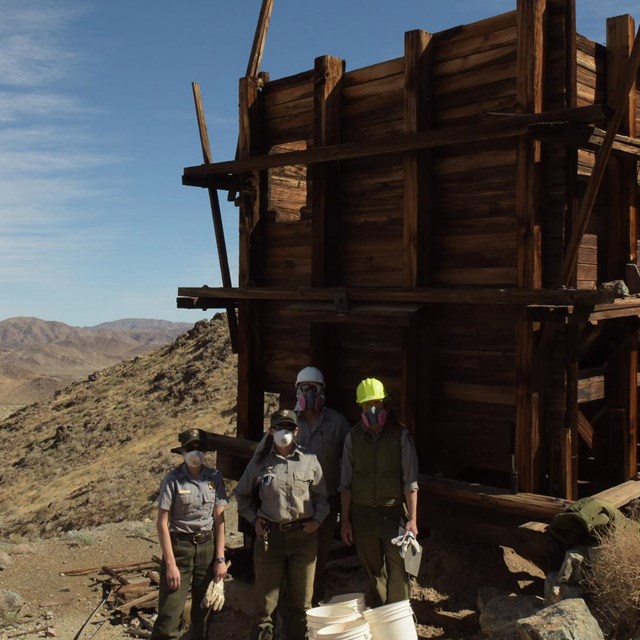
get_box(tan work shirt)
[157,463,228,534]
[234,444,329,526]
[296,407,350,497]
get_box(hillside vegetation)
[0,315,239,538]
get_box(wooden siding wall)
[251,10,542,482]
[242,6,637,487]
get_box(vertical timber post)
[515,0,546,493]
[237,75,266,441]
[310,55,343,386]
[605,15,638,480]
[403,30,433,451]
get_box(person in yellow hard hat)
[339,378,419,607]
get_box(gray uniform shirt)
[234,445,329,526]
[296,407,350,497]
[157,463,228,534]
[339,427,419,494]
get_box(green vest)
[351,420,403,507]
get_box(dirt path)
[0,515,544,640]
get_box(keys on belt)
[172,530,212,544]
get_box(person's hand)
[165,562,181,591]
[213,559,228,582]
[404,519,418,536]
[303,520,320,534]
[341,520,353,545]
[255,517,267,539]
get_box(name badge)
[178,489,191,494]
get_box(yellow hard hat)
[356,378,387,404]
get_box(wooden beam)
[191,82,238,352]
[515,0,545,493]
[403,30,433,288]
[238,75,264,287]
[311,55,343,287]
[577,410,595,449]
[236,75,266,444]
[227,0,274,202]
[528,123,640,159]
[559,23,640,285]
[176,285,614,307]
[563,321,579,499]
[245,0,274,77]
[182,104,606,186]
[605,15,637,280]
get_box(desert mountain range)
[0,315,240,538]
[0,316,194,408]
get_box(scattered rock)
[479,595,545,639]
[0,589,24,613]
[517,598,605,640]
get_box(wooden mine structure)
[178,0,640,558]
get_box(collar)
[177,462,212,480]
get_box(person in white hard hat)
[292,366,350,605]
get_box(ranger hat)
[171,428,206,454]
[270,409,298,430]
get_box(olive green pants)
[251,527,318,640]
[150,536,214,640]
[350,503,409,607]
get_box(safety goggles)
[184,442,204,452]
[297,383,322,393]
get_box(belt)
[171,530,212,544]
[268,518,311,532]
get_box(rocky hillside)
[0,316,194,406]
[0,315,240,539]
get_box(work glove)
[391,530,423,577]
[390,530,416,558]
[201,578,225,611]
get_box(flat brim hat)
[171,428,206,454]
[270,409,298,430]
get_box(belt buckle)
[278,522,289,532]
[193,531,207,544]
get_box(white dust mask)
[184,450,205,467]
[273,429,294,448]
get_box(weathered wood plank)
[404,30,433,288]
[182,105,606,184]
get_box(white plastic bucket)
[317,618,371,640]
[325,592,366,613]
[362,600,417,640]
[306,605,362,640]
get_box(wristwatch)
[214,556,226,564]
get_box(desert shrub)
[584,515,640,637]
[65,530,96,546]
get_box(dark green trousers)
[151,536,213,640]
[251,527,317,640]
[350,503,409,607]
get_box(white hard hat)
[296,366,325,386]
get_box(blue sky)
[1,0,638,327]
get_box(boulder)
[480,595,545,639]
[517,598,604,640]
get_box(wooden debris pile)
[63,557,163,639]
